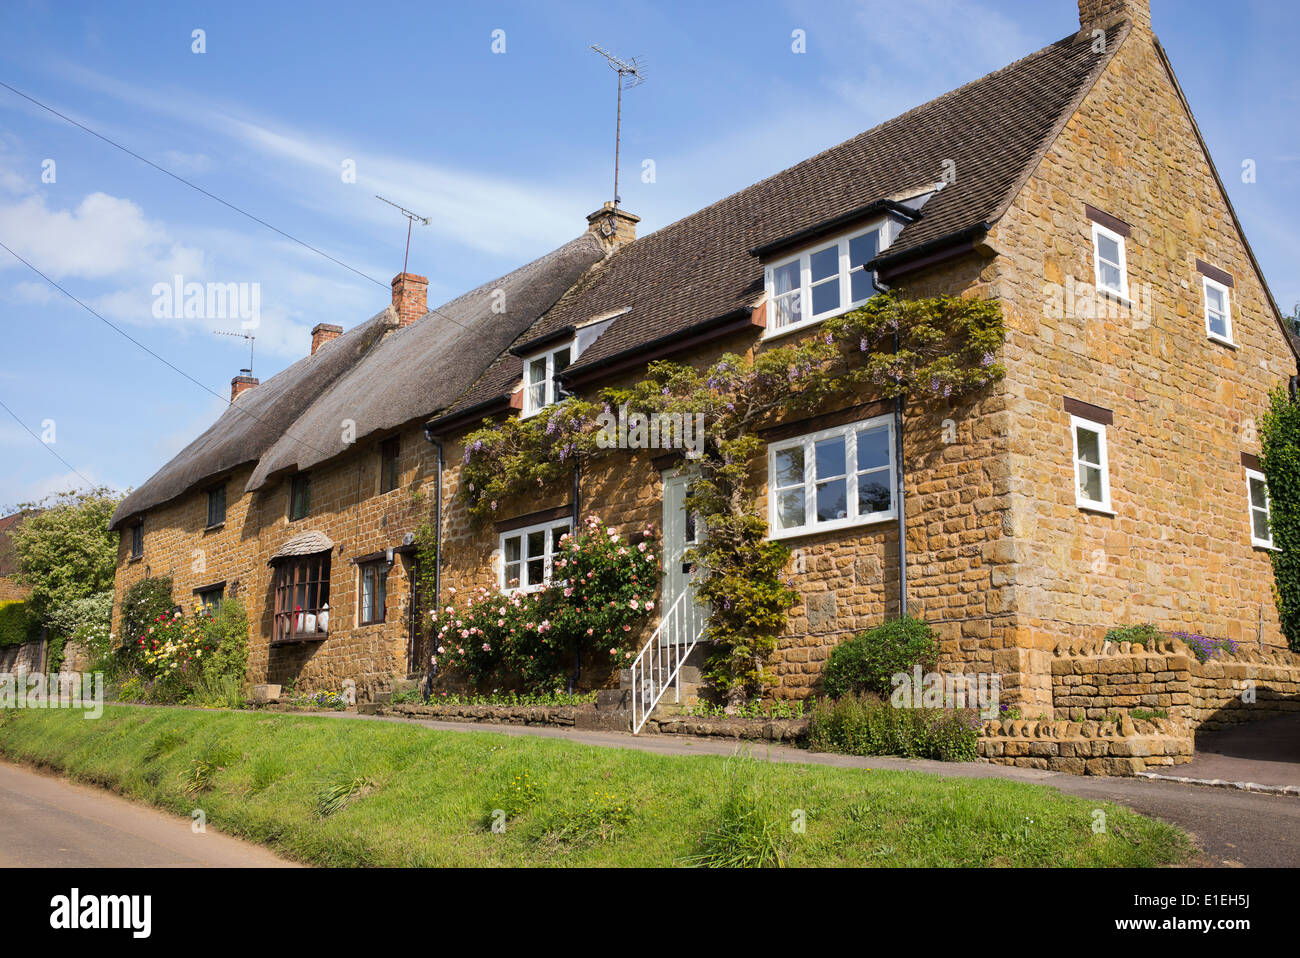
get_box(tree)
[10,487,123,629]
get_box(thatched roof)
[245,232,604,490]
[110,310,394,530]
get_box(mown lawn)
[0,706,1192,867]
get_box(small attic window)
[762,221,891,338]
[522,341,574,418]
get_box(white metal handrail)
[630,589,707,734]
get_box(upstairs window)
[1247,468,1274,549]
[523,342,572,417]
[206,484,226,528]
[1071,416,1113,513]
[764,225,884,336]
[289,474,311,521]
[130,522,143,559]
[358,559,389,625]
[767,415,896,538]
[499,518,570,592]
[1091,221,1129,300]
[379,437,400,494]
[1203,275,1233,345]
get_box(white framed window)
[1203,275,1234,345]
[499,518,571,592]
[767,414,896,539]
[522,342,573,417]
[1071,415,1113,513]
[1246,468,1275,550]
[763,223,889,337]
[1091,221,1129,301]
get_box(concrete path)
[0,761,297,867]
[304,709,1300,867]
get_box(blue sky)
[0,0,1296,511]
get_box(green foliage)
[317,776,374,816]
[433,517,660,688]
[487,769,541,822]
[8,488,122,628]
[1261,386,1300,650]
[822,615,939,699]
[0,600,38,648]
[120,576,174,647]
[119,599,249,706]
[807,693,980,761]
[457,292,1006,702]
[1104,623,1163,648]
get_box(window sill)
[768,512,896,542]
[1207,334,1238,350]
[203,522,225,533]
[1252,542,1280,553]
[357,619,388,629]
[1076,502,1116,516]
[128,555,143,564]
[271,632,329,647]
[1097,288,1131,308]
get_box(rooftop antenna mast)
[589,44,645,213]
[212,329,255,375]
[375,194,431,275]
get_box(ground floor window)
[273,553,330,641]
[358,560,388,625]
[1247,467,1274,549]
[196,585,224,611]
[767,414,896,538]
[499,518,571,593]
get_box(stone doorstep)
[1136,771,1300,797]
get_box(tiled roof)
[437,23,1126,421]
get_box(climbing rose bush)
[431,516,661,688]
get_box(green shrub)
[1262,386,1300,651]
[822,615,939,699]
[0,600,38,648]
[807,693,979,762]
[120,576,174,646]
[682,758,786,868]
[1104,623,1162,647]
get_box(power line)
[0,239,335,461]
[0,78,490,337]
[0,394,98,490]
[0,78,388,290]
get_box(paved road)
[313,709,1300,867]
[0,761,297,867]
[1177,714,1300,788]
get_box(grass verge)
[0,706,1193,867]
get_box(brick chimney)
[231,369,258,402]
[586,202,639,252]
[1078,0,1149,32]
[391,272,429,328]
[310,323,342,355]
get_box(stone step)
[575,709,631,732]
[597,688,631,711]
[391,678,419,694]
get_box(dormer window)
[523,342,573,417]
[763,223,889,337]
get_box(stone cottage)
[111,0,1300,721]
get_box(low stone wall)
[1050,637,1300,731]
[382,703,582,726]
[978,716,1193,775]
[0,639,43,673]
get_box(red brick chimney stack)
[391,273,429,328]
[311,323,343,355]
[1078,0,1150,32]
[231,370,259,402]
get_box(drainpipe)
[569,459,581,694]
[422,426,443,649]
[870,268,907,618]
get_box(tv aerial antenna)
[376,194,430,275]
[212,329,255,375]
[589,44,645,213]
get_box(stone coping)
[1053,636,1300,667]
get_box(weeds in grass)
[681,758,786,868]
[190,673,246,710]
[485,769,541,826]
[531,791,634,853]
[317,776,374,816]
[248,754,288,794]
[144,728,185,762]
[183,742,240,796]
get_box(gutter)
[869,222,991,283]
[868,266,907,619]
[425,394,512,436]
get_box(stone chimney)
[586,202,639,252]
[1078,0,1149,32]
[231,369,259,402]
[310,323,342,355]
[391,272,429,328]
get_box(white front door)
[661,471,703,644]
